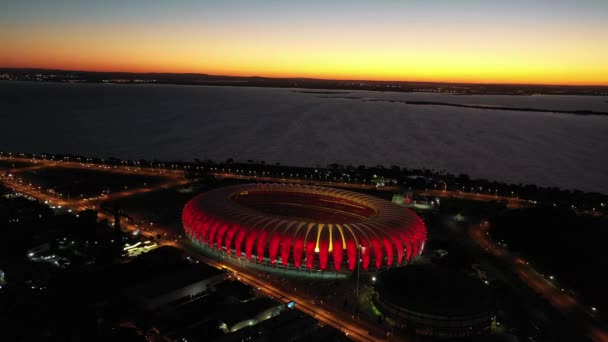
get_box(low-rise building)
[126,262,225,310]
[218,297,285,333]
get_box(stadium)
[182,183,426,273]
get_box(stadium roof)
[183,183,426,272]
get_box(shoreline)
[316,96,608,116]
[2,68,608,97]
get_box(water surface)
[2,81,607,193]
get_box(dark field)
[0,185,10,195]
[0,160,34,170]
[101,186,193,232]
[101,179,272,233]
[491,207,608,311]
[16,167,168,198]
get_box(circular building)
[182,183,426,273]
[373,265,494,338]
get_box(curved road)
[470,222,608,342]
[1,156,401,342]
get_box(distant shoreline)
[316,96,608,116]
[2,67,608,96]
[403,100,608,116]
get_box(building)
[373,265,494,338]
[218,297,285,333]
[182,184,427,274]
[120,246,226,310]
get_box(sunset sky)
[2,0,607,85]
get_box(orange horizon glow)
[2,1,608,87]
[3,63,608,87]
[4,44,607,87]
[4,57,607,86]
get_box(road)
[0,157,399,342]
[8,156,603,340]
[0,156,183,178]
[212,172,401,191]
[189,250,392,342]
[0,156,547,210]
[212,172,533,209]
[469,222,608,342]
[6,155,585,342]
[418,189,533,209]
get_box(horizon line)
[3,66,608,88]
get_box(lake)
[2,81,607,193]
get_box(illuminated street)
[2,4,607,340]
[469,221,608,342]
[2,155,606,341]
[213,171,534,209]
[0,156,404,341]
[192,253,396,342]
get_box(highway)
[0,156,550,210]
[0,157,399,342]
[418,189,533,209]
[469,222,608,342]
[0,156,183,178]
[212,172,401,191]
[190,251,391,342]
[213,172,533,209]
[5,156,602,341]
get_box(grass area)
[0,184,10,196]
[0,160,34,170]
[15,167,168,198]
[100,178,261,231]
[101,185,195,232]
[492,206,608,312]
[356,285,397,327]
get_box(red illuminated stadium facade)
[182,184,426,273]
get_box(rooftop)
[218,297,282,327]
[232,190,376,223]
[375,265,493,317]
[133,262,224,298]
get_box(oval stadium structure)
[182,183,426,272]
[373,265,494,337]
